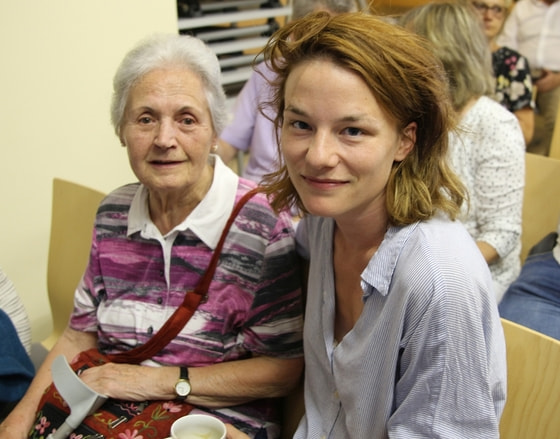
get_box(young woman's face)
[281,59,415,222]
[120,68,216,200]
[471,0,507,41]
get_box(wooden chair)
[520,153,560,263]
[500,318,560,439]
[41,178,106,350]
[548,97,560,160]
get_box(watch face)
[175,380,191,397]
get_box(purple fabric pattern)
[70,178,303,438]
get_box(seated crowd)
[2,2,559,438]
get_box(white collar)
[127,155,239,249]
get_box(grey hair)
[292,0,358,20]
[400,2,494,112]
[110,33,227,137]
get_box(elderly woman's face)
[120,67,216,199]
[471,0,507,40]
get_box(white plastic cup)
[170,414,227,439]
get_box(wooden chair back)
[41,178,105,350]
[500,318,560,438]
[548,97,560,160]
[521,153,560,262]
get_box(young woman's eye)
[291,120,310,130]
[344,127,363,136]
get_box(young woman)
[228,11,506,439]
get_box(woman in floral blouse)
[471,0,535,144]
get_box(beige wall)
[0,1,178,342]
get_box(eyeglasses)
[471,1,505,16]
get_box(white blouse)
[449,96,525,302]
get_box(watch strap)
[179,366,189,381]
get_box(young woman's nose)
[305,131,339,168]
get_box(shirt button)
[159,270,164,277]
[157,297,163,304]
[147,326,154,335]
[333,390,339,399]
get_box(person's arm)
[471,106,525,267]
[477,240,500,264]
[219,65,268,161]
[514,106,534,145]
[77,355,303,407]
[535,70,560,94]
[0,327,97,439]
[226,423,251,439]
[387,252,506,437]
[217,138,241,166]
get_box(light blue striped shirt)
[295,214,506,439]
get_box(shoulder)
[245,62,275,90]
[394,218,482,270]
[464,97,520,132]
[234,179,296,239]
[95,183,140,224]
[392,217,494,295]
[100,183,140,208]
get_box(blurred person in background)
[469,0,534,144]
[401,1,525,302]
[217,0,358,183]
[497,0,560,155]
[0,268,34,422]
[499,216,560,340]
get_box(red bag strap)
[107,187,260,364]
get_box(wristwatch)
[174,366,191,399]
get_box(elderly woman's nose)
[154,119,177,148]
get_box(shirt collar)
[127,155,239,249]
[360,222,419,298]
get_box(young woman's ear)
[395,121,417,162]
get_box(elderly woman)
[228,11,506,439]
[469,0,534,144]
[401,1,525,302]
[0,34,304,439]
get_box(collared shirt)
[127,156,238,285]
[70,156,304,436]
[294,214,507,439]
[497,0,560,71]
[450,96,524,301]
[220,62,279,183]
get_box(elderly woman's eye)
[181,117,195,125]
[139,116,153,124]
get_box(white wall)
[0,1,178,342]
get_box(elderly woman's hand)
[79,362,178,401]
[225,424,251,439]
